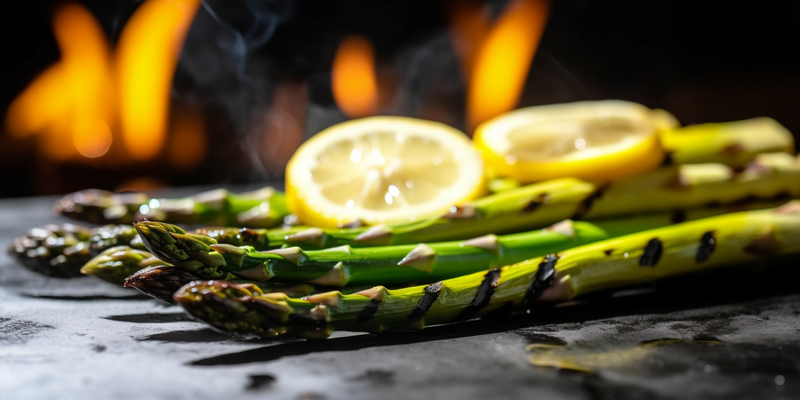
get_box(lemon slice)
[286,116,485,228]
[474,100,666,183]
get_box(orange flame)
[5,0,202,162]
[332,35,379,118]
[5,3,114,160]
[117,0,201,160]
[465,0,549,129]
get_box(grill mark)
[356,299,382,323]
[457,269,501,320]
[603,249,614,256]
[571,187,606,220]
[696,231,716,263]
[237,227,259,243]
[409,282,444,319]
[639,238,663,267]
[523,254,558,303]
[661,151,674,166]
[670,210,687,224]
[522,194,549,213]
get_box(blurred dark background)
[1,0,799,198]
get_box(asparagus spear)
[137,153,800,253]
[122,264,318,304]
[661,117,794,168]
[53,186,291,228]
[136,219,611,284]
[80,246,166,285]
[78,245,319,302]
[134,198,786,285]
[9,222,300,278]
[7,224,138,278]
[174,201,800,338]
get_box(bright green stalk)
[53,186,290,228]
[167,220,610,286]
[174,201,800,338]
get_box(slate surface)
[1,193,798,400]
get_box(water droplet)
[149,199,161,208]
[388,185,400,197]
[350,148,362,163]
[574,138,586,150]
[776,375,785,385]
[505,154,517,165]
[384,193,393,205]
[432,156,442,166]
[405,180,415,189]
[623,252,629,258]
[346,200,354,209]
[449,206,458,213]
[139,204,150,215]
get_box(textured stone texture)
[1,194,798,400]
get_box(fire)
[332,35,379,118]
[117,0,201,160]
[5,3,114,160]
[462,0,550,130]
[5,0,201,162]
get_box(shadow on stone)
[104,312,193,323]
[21,293,149,301]
[137,328,235,343]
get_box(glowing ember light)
[332,35,379,118]
[167,105,206,170]
[466,0,550,129]
[117,0,201,160]
[74,118,113,158]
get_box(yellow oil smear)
[527,337,720,374]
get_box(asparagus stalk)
[123,264,318,304]
[134,198,786,285]
[9,222,300,278]
[53,186,291,228]
[78,245,318,302]
[136,219,611,284]
[80,246,167,285]
[137,153,800,253]
[661,117,794,168]
[174,201,800,338]
[7,224,138,278]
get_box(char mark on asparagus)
[523,254,558,303]
[458,269,502,320]
[409,282,444,319]
[696,231,716,263]
[357,299,382,323]
[639,238,663,267]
